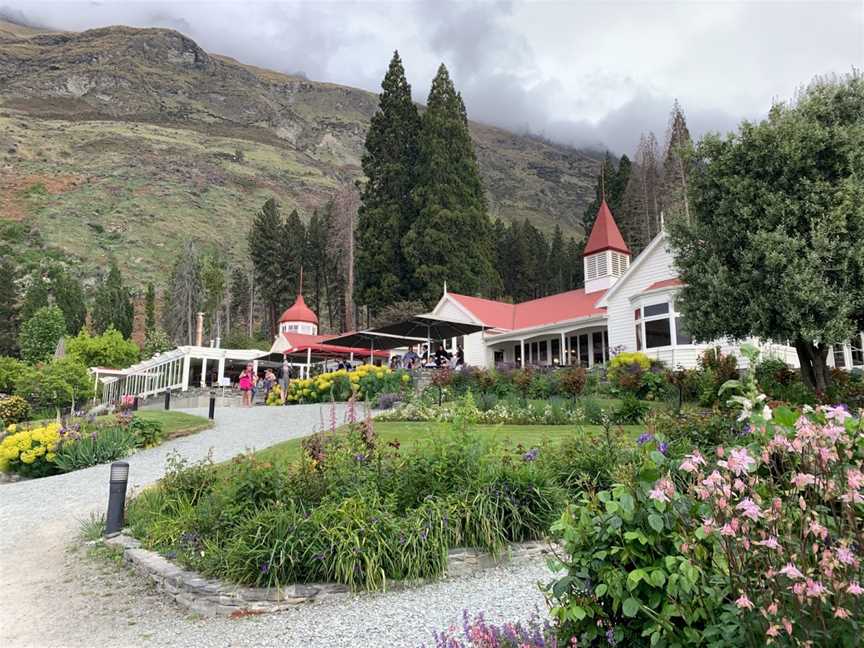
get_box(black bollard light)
[208,391,216,420]
[104,461,130,537]
[164,389,171,410]
[132,396,139,411]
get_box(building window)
[852,335,864,367]
[579,334,590,367]
[586,255,598,281]
[834,345,846,368]
[551,338,560,364]
[514,344,521,364]
[675,317,692,345]
[643,303,669,317]
[592,332,605,365]
[569,336,578,363]
[539,340,548,363]
[645,319,672,348]
[494,350,504,365]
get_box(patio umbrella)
[322,331,428,357]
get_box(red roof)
[583,200,630,256]
[643,278,684,292]
[279,294,318,325]
[448,289,606,332]
[278,332,388,358]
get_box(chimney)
[195,312,204,346]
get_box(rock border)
[105,533,552,617]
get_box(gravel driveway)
[0,404,552,648]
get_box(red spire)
[278,293,318,325]
[583,199,630,256]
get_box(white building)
[428,200,864,371]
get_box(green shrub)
[125,415,165,447]
[646,407,743,455]
[13,357,93,411]
[543,422,636,494]
[614,393,650,424]
[66,328,140,369]
[608,352,651,390]
[0,395,30,425]
[557,367,587,399]
[53,425,138,472]
[0,357,26,394]
[18,306,66,364]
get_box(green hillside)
[0,21,600,286]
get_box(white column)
[520,339,525,368]
[560,332,566,366]
[200,358,208,388]
[181,354,191,391]
[588,332,594,368]
[217,356,226,386]
[306,348,312,377]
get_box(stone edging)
[104,533,553,617]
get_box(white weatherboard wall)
[604,234,676,356]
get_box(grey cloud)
[2,0,861,157]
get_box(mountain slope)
[0,23,600,286]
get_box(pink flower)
[735,592,753,609]
[718,447,756,476]
[791,472,816,489]
[701,517,716,535]
[840,490,864,504]
[804,578,827,599]
[702,470,725,492]
[824,404,850,423]
[846,581,864,596]
[649,476,676,503]
[736,498,762,521]
[679,450,706,473]
[834,607,851,619]
[767,601,778,615]
[720,522,736,537]
[782,618,793,636]
[756,536,780,550]
[779,562,804,580]
[847,468,864,490]
[766,625,780,638]
[836,546,856,566]
[807,520,828,540]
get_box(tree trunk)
[794,338,832,393]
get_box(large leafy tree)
[404,63,500,305]
[668,72,864,391]
[66,328,140,369]
[91,259,133,337]
[18,305,66,364]
[355,51,421,314]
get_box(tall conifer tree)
[91,260,133,337]
[248,198,291,335]
[0,257,20,356]
[661,100,694,222]
[404,64,499,305]
[355,51,421,314]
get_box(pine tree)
[404,64,500,306]
[548,224,567,294]
[661,100,694,222]
[618,133,662,255]
[565,237,585,289]
[144,283,157,335]
[248,198,290,335]
[228,267,253,338]
[91,260,133,337]
[52,270,86,335]
[355,51,421,314]
[283,208,306,299]
[0,257,20,356]
[581,152,618,232]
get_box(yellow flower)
[401,374,410,383]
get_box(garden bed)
[104,532,551,617]
[0,410,212,479]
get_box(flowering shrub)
[427,610,559,647]
[282,365,409,404]
[0,421,62,477]
[0,395,31,424]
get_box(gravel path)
[0,404,553,648]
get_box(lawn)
[257,420,646,466]
[134,410,212,439]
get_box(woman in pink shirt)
[239,364,254,407]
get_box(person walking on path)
[238,364,254,407]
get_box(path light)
[208,391,216,420]
[164,388,171,411]
[105,461,129,537]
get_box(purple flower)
[658,442,669,456]
[259,562,270,574]
[354,453,366,462]
[522,447,540,462]
[637,432,654,446]
[606,627,617,645]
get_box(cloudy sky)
[4,0,862,153]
